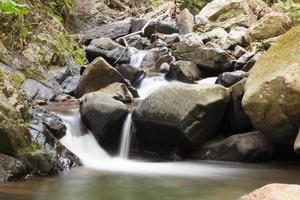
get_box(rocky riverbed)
[1,0,300,199]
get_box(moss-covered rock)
[242,26,300,144]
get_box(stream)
[1,102,300,200]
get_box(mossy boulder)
[242,26,300,144]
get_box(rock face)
[75,57,125,97]
[238,184,300,200]
[193,131,274,162]
[176,9,194,35]
[80,92,128,153]
[242,26,300,143]
[132,84,230,156]
[245,12,293,42]
[166,60,201,83]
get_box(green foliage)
[0,0,28,15]
[282,0,300,23]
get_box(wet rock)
[193,131,274,162]
[80,19,131,42]
[115,64,145,84]
[227,80,252,133]
[216,70,247,87]
[98,83,134,103]
[245,12,293,42]
[166,60,201,83]
[31,107,66,139]
[234,51,256,70]
[241,52,262,72]
[133,84,230,156]
[176,9,194,35]
[21,79,57,101]
[28,106,81,173]
[75,57,125,97]
[238,184,300,200]
[159,62,170,73]
[80,92,128,153]
[0,154,27,181]
[242,26,300,143]
[85,37,136,64]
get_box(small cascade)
[130,50,147,68]
[137,74,182,99]
[119,113,133,158]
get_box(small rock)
[234,51,256,70]
[115,64,145,85]
[166,60,201,83]
[216,70,247,87]
[233,45,247,59]
[294,129,300,154]
[241,52,262,72]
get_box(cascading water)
[130,50,147,68]
[119,113,133,158]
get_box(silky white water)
[130,50,147,68]
[45,104,240,178]
[119,113,133,158]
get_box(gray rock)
[75,57,125,97]
[193,131,274,162]
[216,70,247,87]
[115,64,145,84]
[80,19,131,42]
[150,33,180,45]
[85,37,137,64]
[233,45,247,59]
[80,92,128,153]
[21,79,57,101]
[176,8,194,35]
[132,84,230,156]
[166,60,201,83]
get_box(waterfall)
[119,113,133,158]
[130,51,147,68]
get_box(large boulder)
[85,37,136,64]
[242,26,300,144]
[80,92,128,153]
[245,12,293,42]
[193,131,274,162]
[238,184,300,200]
[75,57,125,97]
[132,84,230,156]
[115,64,145,84]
